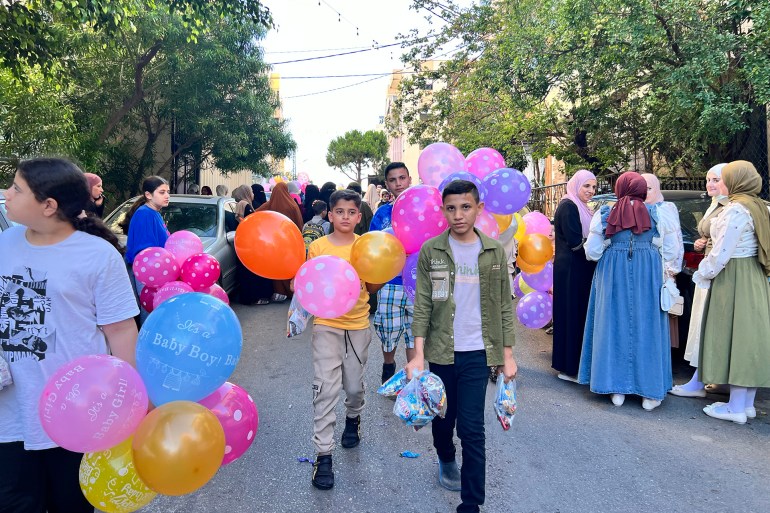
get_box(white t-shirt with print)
[0,226,139,449]
[448,235,484,352]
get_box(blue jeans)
[430,350,489,513]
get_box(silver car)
[103,194,239,294]
[0,190,17,232]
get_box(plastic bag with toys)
[494,373,517,431]
[393,370,447,431]
[377,368,408,397]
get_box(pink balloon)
[522,212,552,236]
[465,147,506,180]
[297,172,310,184]
[38,355,148,452]
[180,253,221,291]
[199,382,259,465]
[139,286,158,313]
[391,185,447,254]
[294,256,362,318]
[417,142,465,187]
[474,210,500,239]
[207,283,230,305]
[153,280,194,309]
[165,230,204,267]
[132,247,179,287]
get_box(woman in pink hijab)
[83,172,105,218]
[551,169,597,382]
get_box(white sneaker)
[611,394,625,406]
[642,399,662,411]
[745,406,757,419]
[557,373,579,383]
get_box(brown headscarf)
[256,182,304,229]
[605,172,651,237]
[722,160,770,276]
[232,185,254,220]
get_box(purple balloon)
[437,171,487,201]
[516,291,553,329]
[401,253,419,304]
[521,261,553,292]
[512,273,524,297]
[482,168,531,214]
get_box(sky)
[260,0,461,187]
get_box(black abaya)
[552,199,596,376]
[235,204,273,304]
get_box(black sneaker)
[341,415,361,448]
[311,454,334,490]
[381,362,396,384]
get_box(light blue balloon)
[136,292,242,406]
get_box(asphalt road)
[137,300,770,513]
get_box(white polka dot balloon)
[132,247,179,287]
[198,382,259,466]
[180,253,221,291]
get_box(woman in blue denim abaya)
[578,172,679,411]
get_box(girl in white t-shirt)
[0,158,139,513]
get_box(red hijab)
[605,172,651,237]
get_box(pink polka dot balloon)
[391,185,447,254]
[474,210,500,239]
[207,283,230,305]
[165,230,204,267]
[198,382,259,466]
[180,253,221,291]
[153,280,194,310]
[465,147,506,180]
[294,256,362,318]
[417,142,465,187]
[139,286,158,312]
[132,247,180,287]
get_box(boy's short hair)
[442,179,480,203]
[384,162,408,179]
[329,189,362,210]
[312,199,328,215]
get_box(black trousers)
[0,442,92,513]
[430,350,489,512]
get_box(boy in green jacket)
[405,180,517,513]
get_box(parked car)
[587,190,714,343]
[103,195,239,294]
[0,190,17,232]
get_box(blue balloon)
[437,171,487,201]
[136,292,242,406]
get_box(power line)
[279,71,415,79]
[264,45,371,55]
[267,40,405,65]
[283,75,389,99]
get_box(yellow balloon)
[516,274,535,295]
[80,436,157,513]
[513,213,527,241]
[492,213,513,233]
[132,401,225,496]
[274,176,284,183]
[350,231,407,284]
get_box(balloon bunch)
[134,231,228,313]
[514,212,555,329]
[39,294,257,512]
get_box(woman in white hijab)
[363,184,378,212]
[669,164,728,398]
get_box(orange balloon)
[350,232,406,284]
[235,211,305,279]
[518,233,554,266]
[132,401,225,496]
[491,213,513,233]
[516,256,545,274]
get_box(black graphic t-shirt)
[0,227,138,448]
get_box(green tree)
[396,0,770,177]
[326,130,389,184]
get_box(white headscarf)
[704,163,728,218]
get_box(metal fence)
[528,176,708,218]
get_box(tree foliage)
[395,0,770,177]
[326,130,389,183]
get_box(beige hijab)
[232,185,254,220]
[722,160,770,276]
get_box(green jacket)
[411,229,516,366]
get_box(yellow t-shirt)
[307,235,370,330]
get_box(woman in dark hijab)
[251,184,267,210]
[578,172,679,411]
[318,182,337,219]
[302,184,321,223]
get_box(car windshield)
[161,203,218,238]
[104,201,218,238]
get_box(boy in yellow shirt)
[305,189,381,490]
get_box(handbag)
[660,276,684,316]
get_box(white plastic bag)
[286,295,313,338]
